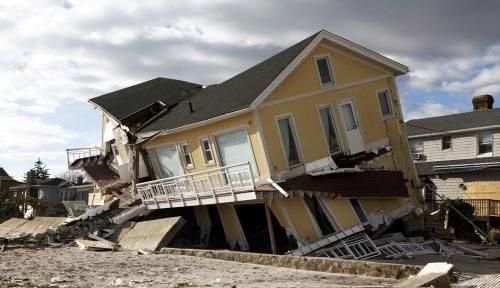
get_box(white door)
[215,129,258,176]
[338,100,364,154]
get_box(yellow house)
[79,30,423,253]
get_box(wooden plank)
[265,203,277,254]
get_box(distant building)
[406,95,500,229]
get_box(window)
[277,116,302,167]
[180,142,194,168]
[111,143,123,165]
[377,90,393,118]
[200,138,214,165]
[318,105,341,154]
[304,194,338,235]
[411,140,423,153]
[441,136,452,150]
[349,199,368,223]
[315,56,334,85]
[152,144,184,178]
[478,133,493,156]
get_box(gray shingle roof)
[89,77,201,122]
[416,157,500,175]
[137,31,320,133]
[406,108,500,137]
[0,167,9,177]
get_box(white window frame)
[275,113,304,169]
[179,141,194,169]
[199,137,216,166]
[313,53,335,86]
[376,88,394,120]
[477,132,493,157]
[317,103,342,155]
[411,139,424,154]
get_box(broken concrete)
[0,217,65,240]
[395,262,454,288]
[160,248,422,279]
[118,217,185,251]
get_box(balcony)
[430,199,500,217]
[137,162,258,209]
[66,147,103,168]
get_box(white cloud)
[407,43,500,96]
[0,113,77,152]
[406,102,460,120]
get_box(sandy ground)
[0,246,398,288]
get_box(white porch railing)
[67,147,103,168]
[136,162,257,209]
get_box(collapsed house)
[66,29,425,253]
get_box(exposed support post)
[265,202,277,254]
[132,145,140,198]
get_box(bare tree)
[57,170,84,184]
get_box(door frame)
[337,98,365,154]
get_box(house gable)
[263,43,390,104]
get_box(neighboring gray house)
[9,178,89,205]
[406,95,500,204]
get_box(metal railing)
[66,147,102,168]
[430,199,500,217]
[136,162,255,205]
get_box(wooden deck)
[430,199,500,218]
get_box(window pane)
[316,58,332,84]
[377,91,392,117]
[319,107,340,154]
[154,145,183,177]
[201,139,213,163]
[411,140,423,153]
[278,117,301,166]
[181,144,192,165]
[478,133,493,154]
[340,104,357,131]
[442,136,451,150]
[349,199,367,223]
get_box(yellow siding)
[322,198,360,229]
[265,44,386,103]
[464,181,500,201]
[259,78,396,173]
[281,197,320,243]
[144,113,269,178]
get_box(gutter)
[139,107,251,144]
[407,124,500,139]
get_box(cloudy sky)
[1,0,499,180]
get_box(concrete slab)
[119,217,185,251]
[0,218,28,238]
[13,217,65,236]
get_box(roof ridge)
[406,107,500,123]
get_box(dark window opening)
[349,199,368,223]
[303,194,337,236]
[442,136,452,150]
[316,57,333,84]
